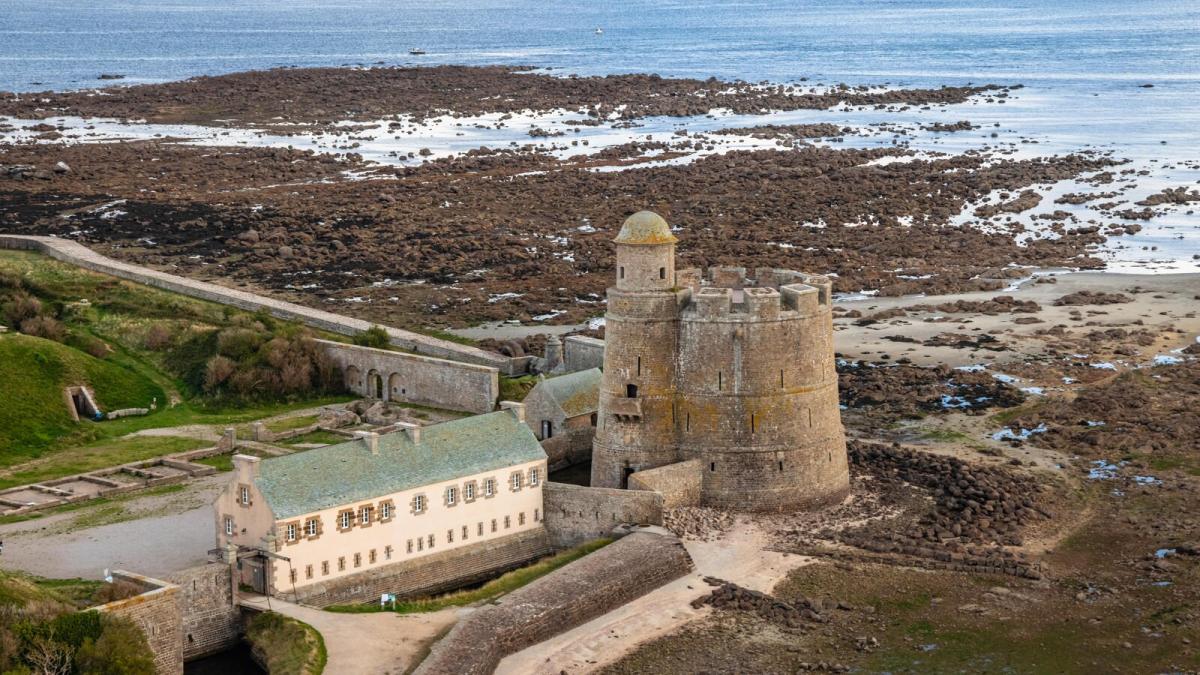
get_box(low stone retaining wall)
[0,234,520,373]
[415,530,694,675]
[92,571,184,675]
[0,454,216,515]
[542,481,663,548]
[629,459,703,509]
[282,528,552,607]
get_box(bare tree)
[25,636,72,675]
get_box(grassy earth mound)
[0,332,164,456]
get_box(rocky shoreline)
[0,65,1011,128]
[0,65,1192,331]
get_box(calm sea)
[2,0,1198,269]
[2,0,1197,92]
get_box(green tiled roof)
[537,368,601,419]
[255,411,546,519]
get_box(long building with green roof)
[213,404,550,605]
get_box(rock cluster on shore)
[0,66,1010,128]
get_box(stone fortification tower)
[591,211,849,512]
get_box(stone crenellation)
[592,211,850,512]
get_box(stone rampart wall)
[167,564,240,661]
[628,459,703,509]
[563,336,605,372]
[316,339,499,414]
[542,481,663,548]
[0,234,518,372]
[281,528,551,607]
[540,427,594,472]
[414,531,693,675]
[92,571,183,675]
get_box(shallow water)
[2,0,1198,270]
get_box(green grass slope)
[0,332,164,457]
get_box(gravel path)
[0,475,224,578]
[240,594,457,675]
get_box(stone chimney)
[544,334,564,372]
[354,430,380,455]
[500,401,526,423]
[231,453,261,480]
[397,422,421,444]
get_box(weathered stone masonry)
[167,563,241,662]
[317,339,499,414]
[542,481,663,547]
[92,571,183,675]
[591,211,850,512]
[415,531,694,675]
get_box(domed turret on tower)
[614,211,676,292]
[614,211,678,245]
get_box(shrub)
[19,315,66,342]
[203,355,236,392]
[3,292,42,327]
[353,325,389,349]
[74,615,155,675]
[142,323,174,351]
[216,327,264,361]
[164,328,220,392]
[47,610,103,649]
[66,332,112,359]
[91,581,142,606]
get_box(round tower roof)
[614,211,678,245]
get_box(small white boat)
[409,48,427,55]
[594,28,604,35]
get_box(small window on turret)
[619,266,625,279]
[659,267,665,279]
[626,384,638,398]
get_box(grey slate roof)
[255,411,546,519]
[534,368,601,418]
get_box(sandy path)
[0,475,224,578]
[239,594,456,675]
[496,522,813,675]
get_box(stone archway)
[388,372,403,402]
[345,365,362,395]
